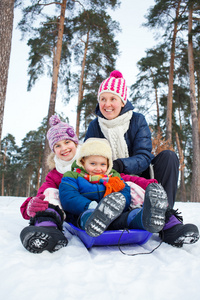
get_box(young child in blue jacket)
[59,138,169,237]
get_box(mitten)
[44,188,61,208]
[104,177,125,197]
[27,195,49,218]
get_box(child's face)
[54,140,77,161]
[82,155,108,176]
[99,92,125,120]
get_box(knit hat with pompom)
[98,70,127,104]
[47,115,78,152]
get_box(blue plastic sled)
[64,222,153,249]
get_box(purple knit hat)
[47,115,78,151]
[98,70,127,104]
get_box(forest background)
[0,0,200,203]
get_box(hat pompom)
[49,115,61,127]
[110,70,123,79]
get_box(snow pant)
[140,150,179,209]
[80,210,144,231]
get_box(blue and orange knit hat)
[47,115,78,152]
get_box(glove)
[113,159,124,173]
[27,195,49,218]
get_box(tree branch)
[193,6,200,11]
[36,1,61,6]
[72,0,85,11]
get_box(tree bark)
[0,0,15,150]
[1,146,7,196]
[76,30,90,137]
[150,69,160,132]
[166,0,181,144]
[175,132,187,202]
[188,5,200,202]
[37,149,42,191]
[41,0,67,184]
[196,71,200,144]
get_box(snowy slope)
[0,196,200,300]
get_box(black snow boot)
[84,192,126,237]
[20,204,68,253]
[160,209,199,247]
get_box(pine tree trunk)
[150,70,160,131]
[166,0,181,144]
[26,174,31,197]
[175,132,187,202]
[41,0,67,184]
[188,6,200,202]
[197,71,200,144]
[155,86,160,132]
[37,150,42,191]
[76,30,90,137]
[1,146,7,196]
[0,0,15,149]
[1,173,4,197]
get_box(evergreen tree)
[130,44,169,131]
[19,0,120,181]
[144,0,185,144]
[187,1,200,202]
[0,0,15,149]
[20,127,45,197]
[69,9,120,137]
[0,134,20,196]
[140,0,200,201]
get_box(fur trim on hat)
[76,138,113,175]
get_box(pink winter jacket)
[20,154,63,220]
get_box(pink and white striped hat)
[97,70,127,104]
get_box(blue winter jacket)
[85,100,154,175]
[59,172,131,218]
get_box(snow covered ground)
[0,196,200,300]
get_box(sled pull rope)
[118,228,163,256]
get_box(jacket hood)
[46,152,56,170]
[95,99,134,118]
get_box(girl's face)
[82,155,108,176]
[99,92,125,120]
[54,140,77,161]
